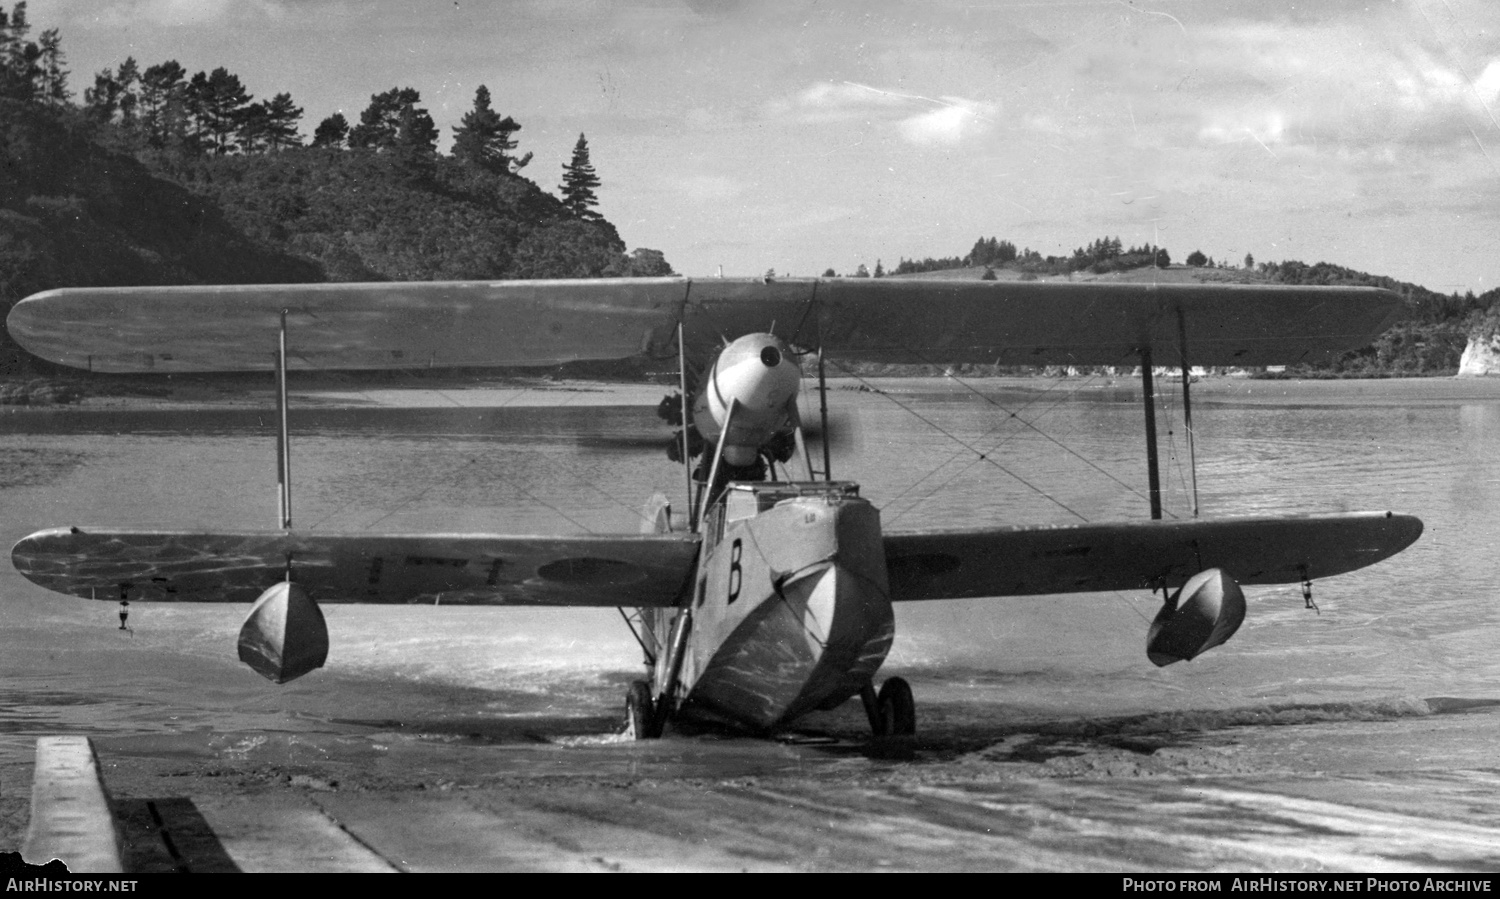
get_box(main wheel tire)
[877,676,916,737]
[625,680,656,740]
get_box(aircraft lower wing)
[14,513,1421,608]
[883,512,1423,601]
[11,528,701,608]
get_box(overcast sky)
[25,0,1500,293]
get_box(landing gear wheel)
[624,680,657,740]
[876,677,916,737]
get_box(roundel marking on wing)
[536,557,647,587]
[886,552,963,591]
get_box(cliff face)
[1458,335,1500,377]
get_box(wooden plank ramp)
[22,737,124,873]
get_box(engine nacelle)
[1146,568,1246,667]
[237,581,330,684]
[693,333,801,465]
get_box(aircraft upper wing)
[11,528,701,608]
[883,512,1423,601]
[7,278,1402,372]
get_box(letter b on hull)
[238,581,330,683]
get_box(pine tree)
[83,67,120,122]
[139,61,186,149]
[183,70,210,150]
[4,0,25,60]
[451,85,526,171]
[388,102,438,179]
[311,113,349,148]
[559,133,601,218]
[237,94,304,154]
[261,92,303,151]
[349,87,434,153]
[115,56,139,124]
[189,67,252,155]
[235,102,269,153]
[33,27,66,105]
[0,1,37,101]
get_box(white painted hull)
[675,492,893,731]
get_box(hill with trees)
[860,236,1500,377]
[0,2,672,381]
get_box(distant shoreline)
[3,372,1497,413]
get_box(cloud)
[1197,109,1287,150]
[798,82,902,110]
[1383,48,1500,122]
[766,81,906,124]
[1180,17,1500,150]
[771,81,998,146]
[897,98,997,146]
[1476,60,1500,107]
[62,0,289,28]
[1043,5,1498,155]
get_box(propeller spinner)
[692,333,803,466]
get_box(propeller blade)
[574,432,676,451]
[801,409,856,457]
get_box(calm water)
[1,377,1498,765]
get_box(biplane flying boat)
[7,277,1424,738]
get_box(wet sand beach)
[7,683,1500,872]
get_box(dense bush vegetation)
[0,2,673,379]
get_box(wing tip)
[1386,511,1424,552]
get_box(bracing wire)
[296,362,656,535]
[878,364,1085,497]
[823,338,1181,525]
[821,359,1090,523]
[1159,371,1194,515]
[815,344,1186,628]
[878,363,1147,525]
[303,365,522,529]
[905,349,1174,516]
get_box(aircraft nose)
[759,345,782,367]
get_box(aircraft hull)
[672,493,893,732]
